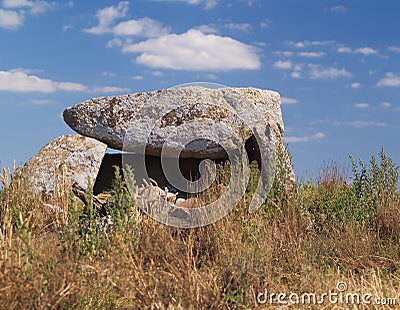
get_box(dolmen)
[22,86,294,224]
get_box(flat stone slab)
[63,86,284,159]
[22,134,107,196]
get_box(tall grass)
[0,148,399,309]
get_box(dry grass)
[1,149,400,309]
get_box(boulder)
[63,87,285,160]
[22,134,107,196]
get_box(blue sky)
[0,0,399,179]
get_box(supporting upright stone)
[22,134,107,196]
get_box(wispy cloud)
[62,24,73,31]
[287,40,333,48]
[101,71,116,77]
[223,22,252,32]
[381,102,391,108]
[131,75,144,80]
[195,24,218,33]
[31,99,56,105]
[348,121,388,127]
[281,97,298,104]
[338,45,378,55]
[354,102,369,109]
[312,119,388,128]
[83,1,129,35]
[113,18,170,37]
[273,60,292,70]
[388,46,400,53]
[0,68,129,94]
[349,82,361,89]
[377,72,400,87]
[260,18,271,29]
[285,132,325,143]
[298,52,326,58]
[328,5,347,13]
[273,51,294,57]
[150,0,218,9]
[355,47,378,55]
[291,64,303,79]
[309,64,352,79]
[2,0,56,14]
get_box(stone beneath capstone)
[22,134,107,196]
[63,86,284,160]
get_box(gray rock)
[22,134,107,196]
[63,87,284,160]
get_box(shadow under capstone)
[93,153,225,198]
[93,135,261,198]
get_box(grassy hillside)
[0,148,399,309]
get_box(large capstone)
[63,87,285,160]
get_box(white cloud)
[0,69,86,92]
[377,72,400,87]
[273,51,294,57]
[0,8,23,29]
[287,40,332,48]
[195,24,218,33]
[0,68,128,94]
[388,46,400,53]
[309,65,352,79]
[131,75,144,80]
[350,82,361,89]
[291,71,301,79]
[3,0,55,15]
[291,64,302,79]
[381,102,391,108]
[91,86,129,93]
[62,24,72,31]
[260,18,271,29]
[348,121,387,127]
[273,60,292,70]
[113,18,170,37]
[354,103,369,109]
[83,1,129,35]
[285,132,325,143]
[298,52,326,58]
[0,1,58,29]
[338,45,378,55]
[281,97,298,104]
[106,38,123,48]
[101,71,116,77]
[337,45,352,53]
[195,22,252,34]
[31,99,56,105]
[329,5,347,13]
[122,29,260,71]
[354,47,378,55]
[151,71,164,76]
[223,22,252,32]
[3,0,35,8]
[151,0,218,9]
[206,73,217,80]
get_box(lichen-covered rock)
[23,134,107,196]
[63,87,284,159]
